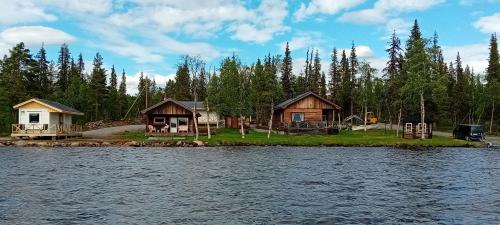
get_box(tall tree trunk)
[420,91,425,140]
[193,96,199,140]
[206,102,211,139]
[364,100,367,132]
[490,101,495,134]
[396,107,401,137]
[240,115,245,139]
[268,101,273,139]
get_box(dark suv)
[453,124,485,141]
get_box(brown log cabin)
[272,91,341,133]
[141,98,201,135]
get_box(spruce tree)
[56,43,71,95]
[401,19,431,139]
[107,65,119,120]
[88,52,107,121]
[486,34,500,132]
[173,59,191,101]
[34,44,51,98]
[329,48,340,101]
[320,72,327,97]
[383,31,404,125]
[349,42,359,117]
[281,42,293,99]
[118,69,127,118]
[339,50,351,117]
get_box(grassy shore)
[115,128,477,148]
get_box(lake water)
[1,147,500,224]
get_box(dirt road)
[82,125,144,139]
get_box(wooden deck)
[11,124,83,139]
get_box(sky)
[0,0,499,94]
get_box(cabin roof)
[13,98,84,115]
[141,98,201,115]
[178,101,205,110]
[275,91,341,110]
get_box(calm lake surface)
[1,147,500,224]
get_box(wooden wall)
[146,101,192,115]
[274,95,336,124]
[287,96,335,110]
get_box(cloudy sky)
[0,0,499,94]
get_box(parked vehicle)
[453,124,485,141]
[366,112,378,125]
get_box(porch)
[145,114,194,135]
[278,120,340,134]
[11,124,83,138]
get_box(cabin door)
[170,117,178,133]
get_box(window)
[178,117,188,126]
[29,113,40,123]
[292,113,304,122]
[153,117,166,124]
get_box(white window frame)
[405,123,412,133]
[153,117,166,124]
[29,112,40,124]
[291,112,305,122]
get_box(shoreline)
[0,139,481,149]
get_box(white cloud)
[340,0,444,24]
[474,13,500,34]
[0,1,56,25]
[279,33,324,52]
[125,72,176,95]
[340,45,375,58]
[0,26,75,56]
[294,0,366,21]
[230,0,289,43]
[443,43,489,74]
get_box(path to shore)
[82,125,144,139]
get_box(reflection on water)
[1,147,500,224]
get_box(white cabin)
[11,98,84,139]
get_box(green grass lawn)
[115,128,476,147]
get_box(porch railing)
[12,124,83,134]
[281,120,337,129]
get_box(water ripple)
[1,147,500,224]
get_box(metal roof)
[275,91,341,110]
[14,98,84,115]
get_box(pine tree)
[401,19,431,139]
[281,42,293,99]
[320,72,327,97]
[77,53,85,80]
[383,31,404,126]
[107,65,119,120]
[56,43,71,96]
[88,52,107,121]
[329,48,340,101]
[196,67,207,101]
[173,59,191,101]
[349,42,359,117]
[164,80,175,98]
[308,50,321,93]
[0,43,32,131]
[118,69,127,118]
[486,34,500,132]
[339,50,351,117]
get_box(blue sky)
[0,0,499,94]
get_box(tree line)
[0,43,129,132]
[1,19,499,134]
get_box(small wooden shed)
[403,113,433,139]
[272,91,341,132]
[11,98,84,139]
[141,98,200,135]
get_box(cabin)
[11,98,84,139]
[224,116,250,129]
[272,91,341,133]
[403,113,433,139]
[141,98,219,136]
[178,101,220,132]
